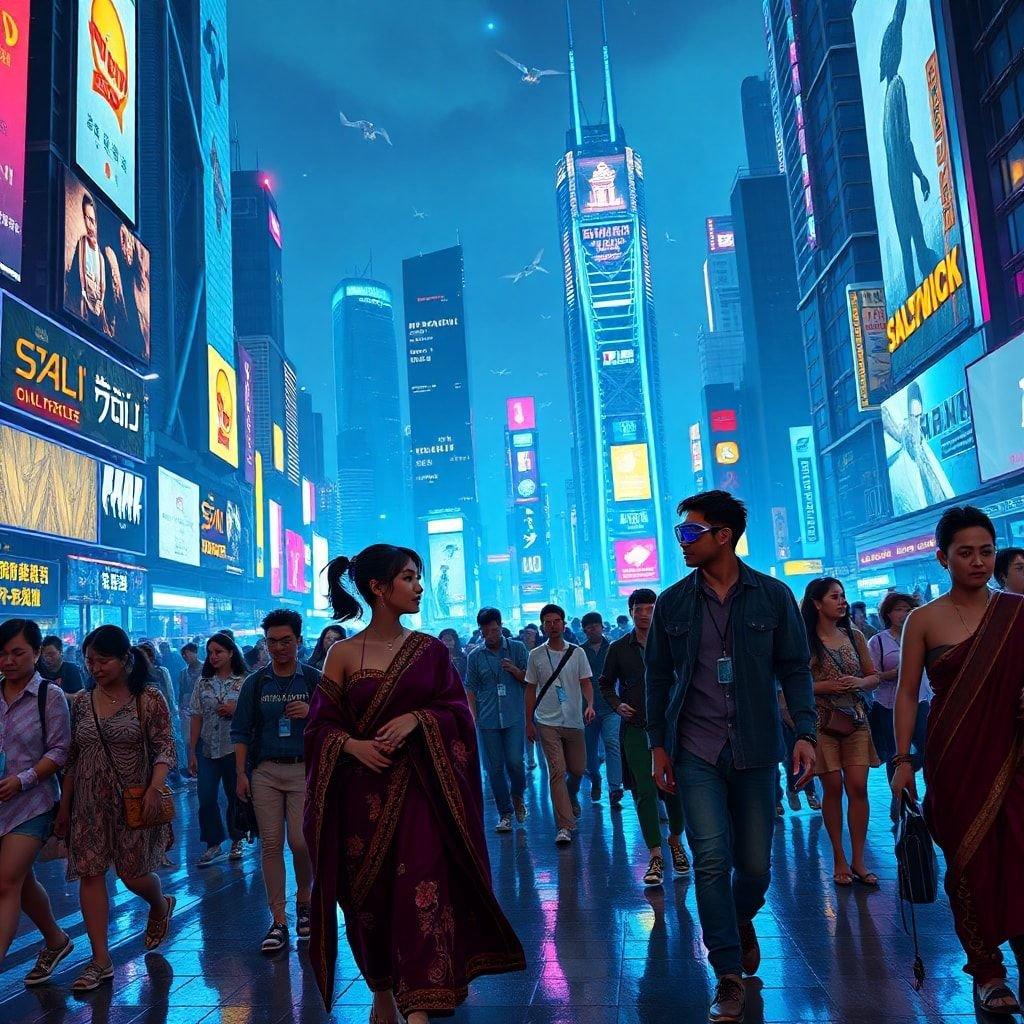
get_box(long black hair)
[0,618,43,655]
[800,577,855,664]
[201,631,247,678]
[82,625,151,695]
[308,625,346,669]
[326,544,423,623]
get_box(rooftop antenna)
[566,0,583,147]
[599,0,618,144]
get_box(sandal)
[974,979,1020,1014]
[833,869,854,886]
[144,895,176,951]
[852,870,880,887]
[72,959,113,994]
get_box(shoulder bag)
[895,789,938,989]
[815,637,868,738]
[531,645,577,723]
[90,691,175,830]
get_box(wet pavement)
[1,764,1017,1023]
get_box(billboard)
[789,426,825,559]
[506,396,536,432]
[312,533,329,611]
[268,207,282,249]
[238,344,256,483]
[0,292,144,460]
[427,524,467,620]
[75,0,137,223]
[576,155,630,218]
[0,424,98,543]
[200,0,234,363]
[581,222,633,268]
[0,0,29,282]
[269,499,283,596]
[285,529,307,593]
[207,345,239,467]
[706,217,735,254]
[254,450,265,578]
[846,285,891,411]
[0,555,58,616]
[614,538,659,584]
[881,336,983,515]
[200,490,242,572]
[511,447,540,503]
[853,0,974,382]
[67,554,146,608]
[157,467,199,566]
[98,461,145,554]
[63,168,151,363]
[967,333,1024,483]
[689,423,704,474]
[284,361,299,483]
[610,444,652,502]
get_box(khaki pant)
[251,760,312,918]
[536,724,587,830]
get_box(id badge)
[277,715,292,739]
[496,683,507,698]
[716,657,734,686]
[555,684,568,705]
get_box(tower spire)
[599,0,618,144]
[566,0,583,147]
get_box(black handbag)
[895,789,938,989]
[230,795,260,843]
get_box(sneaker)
[709,975,745,1023]
[229,840,244,861]
[261,922,289,954]
[786,789,801,812]
[667,837,690,875]
[555,828,573,846]
[197,845,224,868]
[591,778,602,802]
[610,788,624,808]
[496,815,513,834]
[570,796,582,818]
[643,854,664,886]
[296,904,311,940]
[513,797,528,824]
[24,934,73,987]
[739,920,760,975]
[71,960,113,994]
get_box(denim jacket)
[644,560,816,768]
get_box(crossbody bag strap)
[532,645,576,718]
[89,692,125,799]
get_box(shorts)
[815,725,880,775]
[7,807,57,841]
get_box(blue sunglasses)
[674,522,725,545]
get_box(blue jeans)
[197,751,241,846]
[478,722,527,816]
[676,744,776,978]
[585,712,623,792]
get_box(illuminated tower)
[555,0,668,606]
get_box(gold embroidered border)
[358,632,429,735]
[394,953,527,1014]
[311,728,348,856]
[350,759,411,908]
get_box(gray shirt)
[677,579,737,765]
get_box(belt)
[264,756,304,765]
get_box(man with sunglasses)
[646,490,816,1024]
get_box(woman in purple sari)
[304,544,525,1023]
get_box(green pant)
[622,724,686,850]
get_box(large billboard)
[98,461,145,554]
[576,155,631,218]
[0,292,145,460]
[610,444,652,502]
[404,247,477,517]
[67,554,146,608]
[207,345,239,468]
[0,555,59,616]
[853,0,975,382]
[968,333,1024,484]
[511,447,540,504]
[881,336,983,515]
[789,426,825,559]
[200,489,242,573]
[269,499,283,597]
[238,344,256,484]
[506,396,535,431]
[285,529,307,594]
[75,0,137,223]
[846,285,891,411]
[157,467,200,566]
[0,0,29,282]
[427,521,467,620]
[312,532,329,611]
[515,502,549,601]
[63,167,151,363]
[614,537,659,585]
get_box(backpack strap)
[37,678,49,753]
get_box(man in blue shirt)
[465,607,529,834]
[580,612,623,806]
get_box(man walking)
[600,589,689,886]
[525,604,595,846]
[37,636,85,695]
[647,490,816,1024]
[465,608,530,833]
[580,612,623,806]
[233,609,319,954]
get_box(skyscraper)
[231,170,285,347]
[740,75,781,174]
[556,0,668,606]
[699,216,745,388]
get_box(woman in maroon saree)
[893,506,1024,1014]
[304,544,525,1023]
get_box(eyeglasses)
[265,636,297,648]
[674,522,724,545]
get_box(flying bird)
[339,112,393,145]
[491,368,512,377]
[497,51,565,85]
[536,371,549,378]
[412,207,428,219]
[540,313,552,321]
[664,231,677,243]
[502,249,548,283]
[540,402,553,409]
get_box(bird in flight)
[665,231,677,243]
[412,208,428,219]
[497,51,565,85]
[491,368,512,377]
[503,249,548,283]
[536,371,549,378]
[540,313,552,321]
[540,401,553,409]
[339,112,393,145]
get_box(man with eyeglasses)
[646,490,816,1024]
[232,609,319,955]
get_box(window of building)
[1000,136,1024,200]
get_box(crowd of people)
[1,490,1023,1023]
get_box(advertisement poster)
[581,222,633,268]
[285,529,307,593]
[853,0,974,382]
[506,396,535,431]
[157,467,199,566]
[0,0,30,282]
[613,538,659,584]
[75,0,137,223]
[881,337,982,515]
[427,527,467,620]
[0,555,59,616]
[575,154,630,218]
[516,502,550,602]
[63,168,151,362]
[706,217,735,253]
[967,332,1024,483]
[254,450,265,578]
[200,490,242,572]
[0,424,97,543]
[512,447,540,503]
[98,461,145,554]
[207,345,239,467]
[846,285,891,411]
[312,533,329,611]
[67,554,146,608]
[788,426,825,559]
[284,360,299,483]
[269,500,283,597]
[0,292,145,460]
[238,344,256,484]
[610,443,652,502]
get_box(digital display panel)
[689,423,704,473]
[610,444,652,502]
[846,285,891,411]
[268,207,282,248]
[789,426,825,559]
[207,345,239,468]
[98,461,145,554]
[75,0,137,223]
[269,499,283,596]
[157,467,199,566]
[427,527,467,620]
[238,344,256,484]
[576,154,631,218]
[200,489,242,573]
[614,538,659,584]
[0,555,59,616]
[581,221,633,268]
[706,217,735,253]
[506,396,536,432]
[967,332,1024,483]
[312,533,329,611]
[67,554,146,608]
[512,447,540,504]
[285,529,307,593]
[0,0,30,282]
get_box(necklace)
[948,591,991,638]
[370,626,406,651]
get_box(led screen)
[0,0,30,282]
[158,467,199,566]
[285,529,307,593]
[427,529,467,620]
[207,345,239,467]
[269,499,283,596]
[614,537,658,584]
[98,461,145,554]
[789,426,825,559]
[610,444,652,502]
[966,333,1024,483]
[575,154,630,218]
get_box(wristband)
[17,768,39,791]
[890,753,913,768]
[796,733,816,746]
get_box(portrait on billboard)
[0,0,30,283]
[63,169,151,362]
[207,345,239,467]
[428,531,467,620]
[967,332,1024,483]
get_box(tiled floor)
[1,764,1017,1023]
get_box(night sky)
[228,0,768,557]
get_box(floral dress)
[66,685,176,881]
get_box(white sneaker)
[555,828,573,846]
[495,815,513,833]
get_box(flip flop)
[833,870,854,886]
[852,870,880,887]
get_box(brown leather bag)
[816,698,864,738]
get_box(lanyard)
[544,646,567,683]
[483,642,508,685]
[701,586,735,658]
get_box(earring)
[125,652,136,674]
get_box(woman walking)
[56,626,177,993]
[187,632,247,867]
[438,627,468,682]
[139,641,186,784]
[801,578,881,887]
[304,544,524,1023]
[0,619,73,985]
[307,626,345,673]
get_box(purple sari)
[303,632,525,1016]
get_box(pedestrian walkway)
[0,770,1002,1023]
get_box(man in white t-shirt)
[525,603,596,846]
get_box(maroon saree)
[924,592,1024,974]
[303,631,525,1015]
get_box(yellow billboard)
[255,450,265,578]
[784,559,824,577]
[610,443,652,502]
[272,424,285,472]
[207,345,239,468]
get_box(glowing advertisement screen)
[75,0,137,223]
[98,461,145,554]
[63,167,151,363]
[207,345,239,467]
[575,154,631,218]
[581,222,633,268]
[846,285,891,411]
[200,0,234,364]
[881,336,982,515]
[967,333,1024,483]
[285,529,307,593]
[610,444,652,502]
[238,344,256,483]
[853,0,974,383]
[200,490,242,573]
[157,467,200,566]
[0,1,29,282]
[512,447,540,504]
[427,529,467,620]
[614,537,659,584]
[0,555,59,616]
[312,533,329,611]
[506,396,535,431]
[516,502,549,596]
[789,427,825,559]
[269,500,283,596]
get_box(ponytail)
[126,646,151,695]
[327,544,423,623]
[327,556,363,623]
[82,625,152,696]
